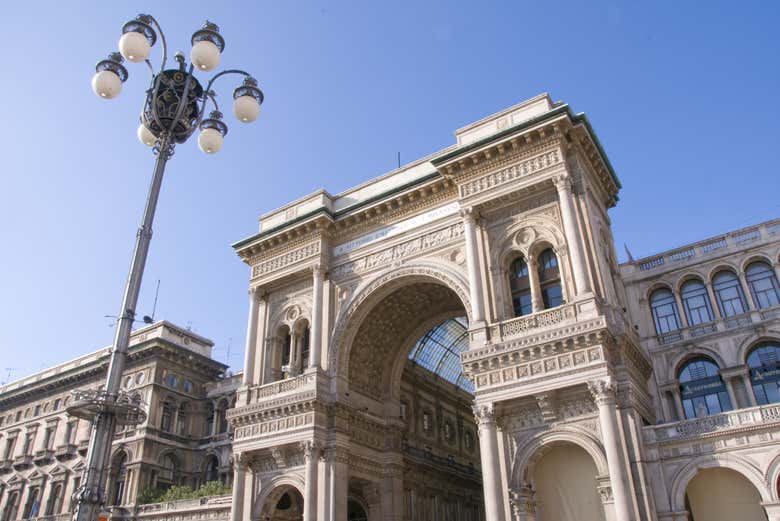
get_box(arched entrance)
[348,498,369,521]
[259,486,305,521]
[685,468,767,521]
[530,442,606,521]
[336,273,483,520]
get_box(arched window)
[205,402,215,436]
[2,491,20,521]
[217,399,228,434]
[110,452,128,505]
[177,402,189,436]
[159,454,179,489]
[747,342,780,405]
[160,401,174,433]
[204,455,220,483]
[678,358,732,419]
[22,486,40,519]
[44,483,63,516]
[300,326,311,370]
[279,326,292,378]
[746,261,780,309]
[509,255,533,316]
[712,270,747,317]
[538,249,563,309]
[681,279,713,326]
[650,288,680,334]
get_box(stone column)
[508,484,535,521]
[738,271,757,310]
[461,208,486,325]
[762,501,780,521]
[326,448,348,521]
[229,454,247,521]
[721,374,739,410]
[588,379,633,521]
[302,441,320,521]
[670,386,686,420]
[473,404,506,521]
[743,373,758,407]
[705,283,722,320]
[526,257,544,313]
[310,266,324,370]
[673,291,689,328]
[242,287,262,388]
[553,175,591,295]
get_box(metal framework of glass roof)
[407,316,473,393]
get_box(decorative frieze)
[459,148,563,198]
[233,410,315,441]
[330,222,465,281]
[251,241,320,278]
[471,344,605,391]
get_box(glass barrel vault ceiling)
[407,316,473,393]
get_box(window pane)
[651,289,680,334]
[713,271,746,317]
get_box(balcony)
[0,458,11,472]
[78,439,89,455]
[133,494,230,521]
[55,443,77,459]
[654,305,780,348]
[34,448,54,463]
[644,403,780,445]
[13,454,32,468]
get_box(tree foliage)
[138,481,232,504]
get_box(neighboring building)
[0,321,239,521]
[2,94,780,521]
[228,93,780,521]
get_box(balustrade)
[645,403,780,443]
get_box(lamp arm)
[196,69,253,126]
[146,15,168,72]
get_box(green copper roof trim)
[231,171,443,249]
[233,104,622,251]
[432,104,620,190]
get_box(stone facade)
[228,93,780,521]
[2,93,780,521]
[0,322,239,521]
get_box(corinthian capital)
[459,206,478,222]
[472,403,496,425]
[587,379,616,406]
[552,173,572,192]
[249,285,267,302]
[299,440,321,460]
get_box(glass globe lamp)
[232,77,264,123]
[198,111,228,154]
[137,124,157,146]
[91,53,128,99]
[118,31,151,63]
[190,22,225,72]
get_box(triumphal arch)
[227,93,653,521]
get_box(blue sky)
[1,1,778,380]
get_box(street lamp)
[69,14,264,521]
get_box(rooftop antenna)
[2,368,17,385]
[624,243,635,263]
[397,151,401,169]
[225,337,233,365]
[142,279,161,325]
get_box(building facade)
[2,94,780,521]
[228,94,780,521]
[0,322,239,521]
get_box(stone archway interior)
[348,282,466,400]
[261,487,304,521]
[347,499,368,521]
[685,467,766,521]
[533,443,606,521]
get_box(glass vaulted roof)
[407,317,473,393]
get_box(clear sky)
[1,1,778,381]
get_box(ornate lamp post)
[68,14,264,521]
